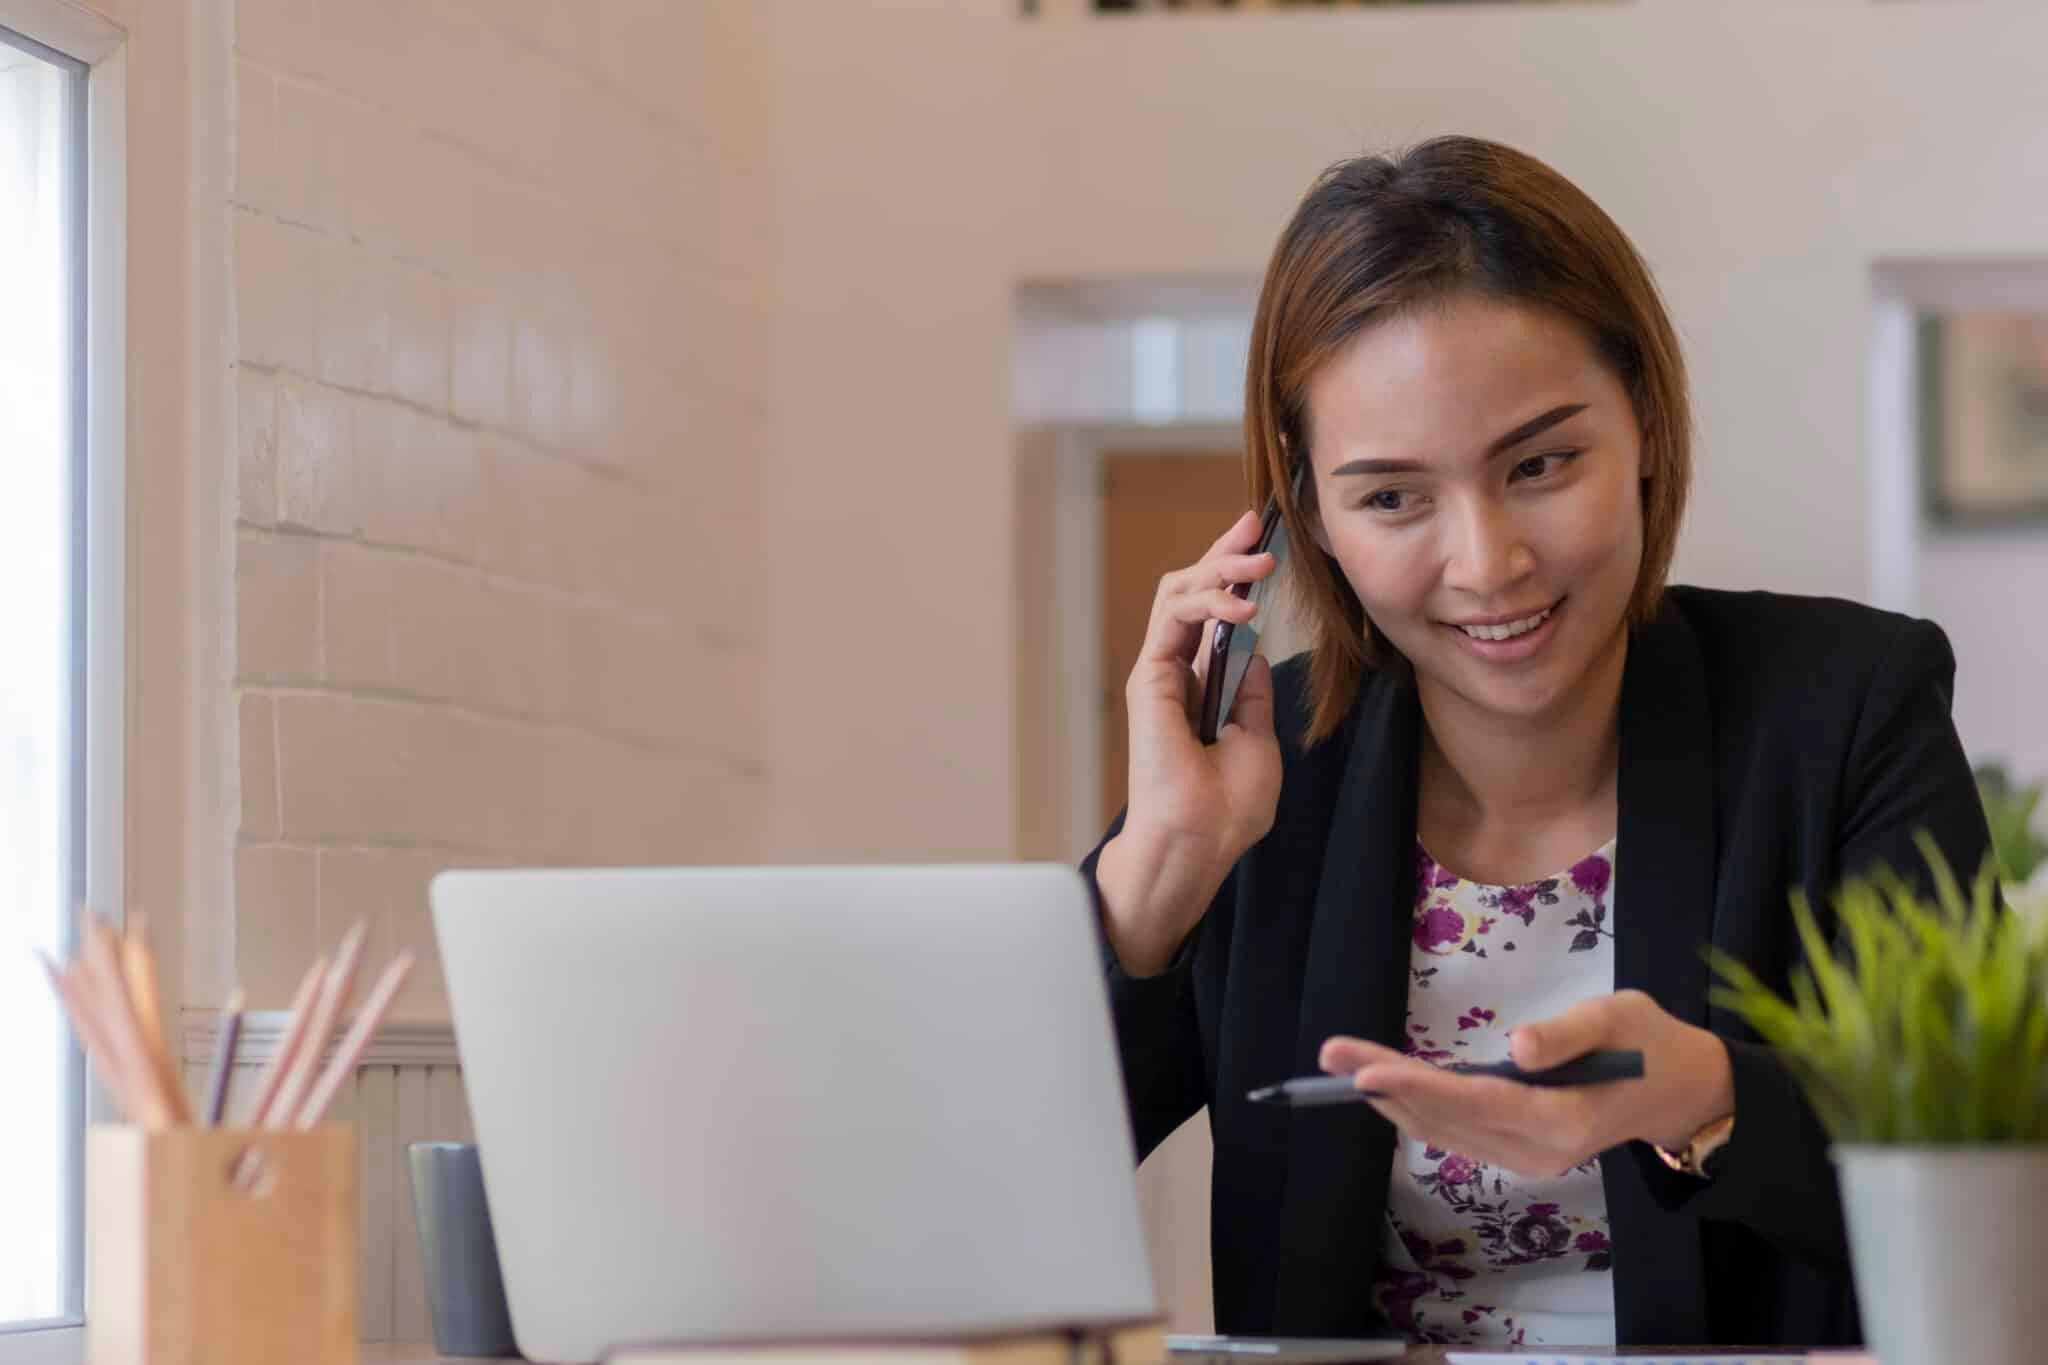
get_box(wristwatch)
[1653,1113,1735,1178]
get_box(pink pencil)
[38,952,141,1121]
[241,957,329,1129]
[292,951,416,1129]
[265,920,369,1130]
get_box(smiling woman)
[1084,136,1993,1353]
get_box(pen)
[1247,1049,1645,1106]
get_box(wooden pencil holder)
[86,1124,358,1365]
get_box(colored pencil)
[265,919,369,1130]
[39,951,138,1120]
[203,988,246,1127]
[293,950,415,1129]
[78,916,175,1129]
[242,956,329,1129]
[119,912,191,1125]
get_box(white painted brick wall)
[231,0,771,1015]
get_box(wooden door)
[1099,451,1247,825]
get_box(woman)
[1085,136,1990,1350]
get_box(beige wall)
[224,0,772,1009]
[761,0,2048,863]
[73,0,2048,1003]
[761,0,1021,861]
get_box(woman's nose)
[1442,499,1536,598]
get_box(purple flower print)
[1372,1269,1433,1337]
[1436,1154,1479,1186]
[1414,904,1465,953]
[1493,884,1537,926]
[1403,1035,1456,1064]
[1505,1205,1573,1260]
[1456,1006,1496,1032]
[1569,854,1612,902]
[1574,1230,1609,1253]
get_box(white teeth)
[1459,607,1552,642]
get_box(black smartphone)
[1197,458,1305,745]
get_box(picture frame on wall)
[1919,312,2048,527]
[1087,0,1586,10]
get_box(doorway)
[1098,451,1247,820]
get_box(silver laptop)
[432,864,1160,1364]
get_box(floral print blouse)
[1366,838,1619,1348]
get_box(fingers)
[1320,1035,1567,1120]
[1155,552,1276,620]
[1319,1033,1612,1173]
[1166,587,1260,629]
[1510,994,1622,1071]
[1136,557,1274,669]
[1319,1035,1405,1075]
[1356,1074,1593,1174]
[1318,1038,1440,1115]
[1182,550,1279,592]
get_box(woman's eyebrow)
[1329,402,1590,477]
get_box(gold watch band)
[1653,1113,1735,1177]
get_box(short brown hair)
[1244,136,1692,745]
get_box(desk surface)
[366,1345,1829,1364]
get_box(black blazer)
[1085,587,1992,1348]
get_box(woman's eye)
[1365,489,1408,512]
[1511,451,1577,482]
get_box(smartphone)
[1197,458,1305,745]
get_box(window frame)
[0,3,127,1360]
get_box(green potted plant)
[1976,762,2048,911]
[1709,835,2048,1365]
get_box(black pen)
[1246,1048,1645,1107]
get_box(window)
[0,20,88,1339]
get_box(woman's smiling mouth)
[1443,599,1565,659]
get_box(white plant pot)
[2010,876,2048,923]
[1833,1144,2048,1365]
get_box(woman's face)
[1303,293,1646,726]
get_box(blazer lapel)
[1603,598,1717,1344]
[1271,671,1421,1333]
[1267,608,1719,1341]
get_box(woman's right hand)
[1095,510,1285,976]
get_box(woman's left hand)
[1319,989,1735,1177]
